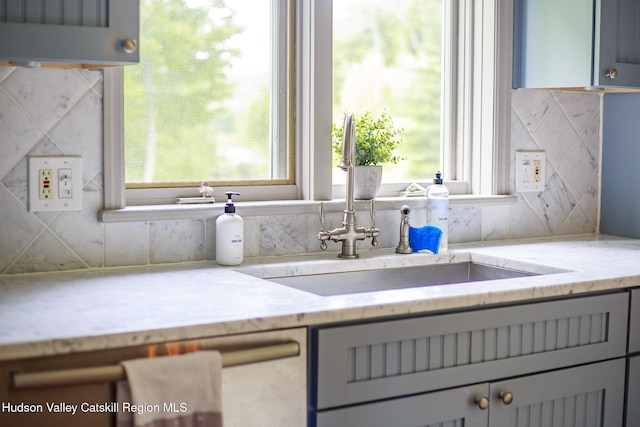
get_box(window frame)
[103,0,512,210]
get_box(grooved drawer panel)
[0,0,107,26]
[347,311,608,384]
[314,293,628,409]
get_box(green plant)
[332,110,405,166]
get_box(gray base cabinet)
[310,293,629,427]
[628,289,640,352]
[627,356,640,427]
[627,289,640,426]
[317,359,624,427]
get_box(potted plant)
[332,110,404,199]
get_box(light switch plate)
[515,151,545,192]
[29,156,83,212]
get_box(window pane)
[125,0,289,185]
[333,0,442,182]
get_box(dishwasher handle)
[12,340,300,390]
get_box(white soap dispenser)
[216,191,244,266]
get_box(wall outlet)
[29,157,83,212]
[515,151,545,192]
[38,169,54,199]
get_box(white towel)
[116,351,223,427]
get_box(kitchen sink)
[263,261,551,296]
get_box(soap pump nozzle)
[224,191,240,213]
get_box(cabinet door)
[490,359,625,427]
[513,0,594,88]
[627,356,640,427]
[0,0,139,65]
[315,383,489,427]
[600,94,640,239]
[596,0,640,87]
[629,290,640,353]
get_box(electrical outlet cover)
[515,151,545,192]
[29,157,83,212]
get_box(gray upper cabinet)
[0,0,139,65]
[513,0,640,88]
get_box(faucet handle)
[317,203,328,250]
[369,200,379,247]
[369,200,376,228]
[318,202,326,231]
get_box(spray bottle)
[426,171,449,253]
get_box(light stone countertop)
[1,234,639,361]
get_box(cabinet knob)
[499,391,513,405]
[121,38,138,54]
[605,68,618,79]
[475,396,490,410]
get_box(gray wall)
[0,67,601,274]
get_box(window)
[332,0,442,183]
[104,0,512,209]
[123,0,293,198]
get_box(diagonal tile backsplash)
[0,67,104,274]
[0,67,602,275]
[507,90,600,240]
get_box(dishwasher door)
[0,328,307,427]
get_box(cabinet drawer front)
[630,290,640,353]
[313,293,628,409]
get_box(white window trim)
[102,0,513,217]
[444,0,513,196]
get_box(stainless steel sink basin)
[265,261,538,296]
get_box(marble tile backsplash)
[0,68,601,274]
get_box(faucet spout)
[341,113,356,212]
[316,112,380,258]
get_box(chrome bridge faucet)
[317,112,380,258]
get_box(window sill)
[99,195,518,223]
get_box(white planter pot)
[354,165,383,200]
